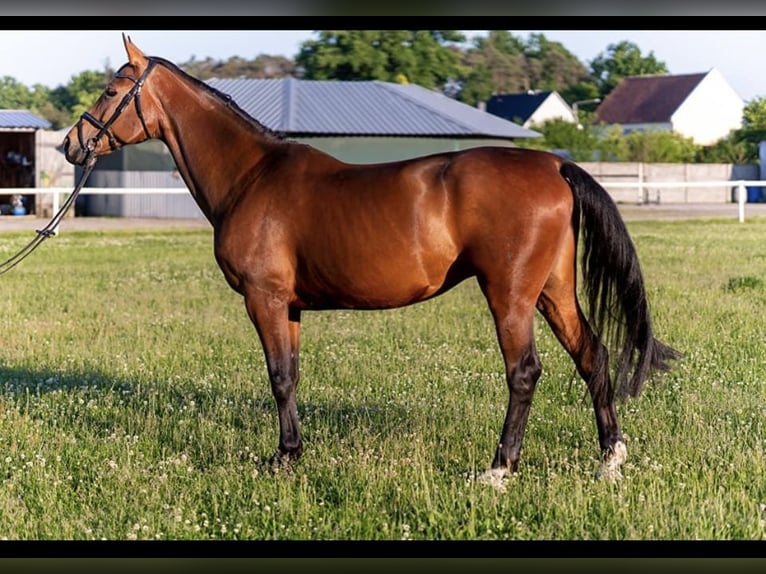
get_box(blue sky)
[1,30,765,103]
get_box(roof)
[205,78,540,139]
[485,91,554,124]
[595,72,707,124]
[0,109,51,129]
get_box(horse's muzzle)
[62,134,86,166]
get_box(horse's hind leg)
[537,247,626,479]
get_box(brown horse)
[63,36,679,483]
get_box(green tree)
[589,40,668,99]
[0,76,36,109]
[180,54,295,80]
[295,30,466,90]
[742,96,766,130]
[458,31,592,107]
[457,31,527,105]
[516,118,598,162]
[594,124,630,161]
[623,130,699,163]
[695,135,756,164]
[523,33,590,94]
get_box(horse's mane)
[145,56,286,142]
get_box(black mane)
[145,56,286,142]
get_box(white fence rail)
[600,180,766,223]
[3,179,766,224]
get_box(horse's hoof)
[268,451,298,474]
[475,467,510,492]
[596,440,627,481]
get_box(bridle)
[0,59,158,276]
[76,58,158,154]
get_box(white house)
[595,68,744,145]
[485,90,577,129]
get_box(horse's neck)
[156,76,276,224]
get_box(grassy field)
[0,216,763,541]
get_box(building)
[595,68,744,145]
[0,109,51,215]
[485,90,577,129]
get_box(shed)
[83,78,540,218]
[0,109,51,215]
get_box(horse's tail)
[560,161,680,399]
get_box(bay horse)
[63,36,679,483]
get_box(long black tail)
[560,161,680,399]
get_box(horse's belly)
[295,256,451,310]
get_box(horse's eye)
[105,87,118,97]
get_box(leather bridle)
[76,59,157,154]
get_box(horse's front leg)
[244,289,302,465]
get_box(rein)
[0,153,97,276]
[0,59,158,276]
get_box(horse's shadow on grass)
[0,362,418,472]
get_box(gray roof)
[0,109,51,129]
[206,78,540,140]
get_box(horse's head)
[63,34,159,166]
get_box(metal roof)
[0,109,51,129]
[206,78,540,139]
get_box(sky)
[1,29,766,103]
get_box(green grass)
[0,218,764,540]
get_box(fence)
[1,179,765,225]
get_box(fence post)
[737,181,746,223]
[52,189,60,216]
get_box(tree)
[622,130,699,163]
[742,96,766,130]
[457,31,592,107]
[515,118,599,162]
[589,40,668,99]
[696,135,756,164]
[457,31,527,106]
[522,33,590,94]
[295,30,466,90]
[180,54,295,80]
[0,76,38,109]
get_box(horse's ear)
[122,33,146,66]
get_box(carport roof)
[0,109,51,129]
[206,78,541,140]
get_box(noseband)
[77,59,157,154]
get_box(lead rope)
[0,152,97,276]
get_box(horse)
[63,35,679,483]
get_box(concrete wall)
[579,161,760,204]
